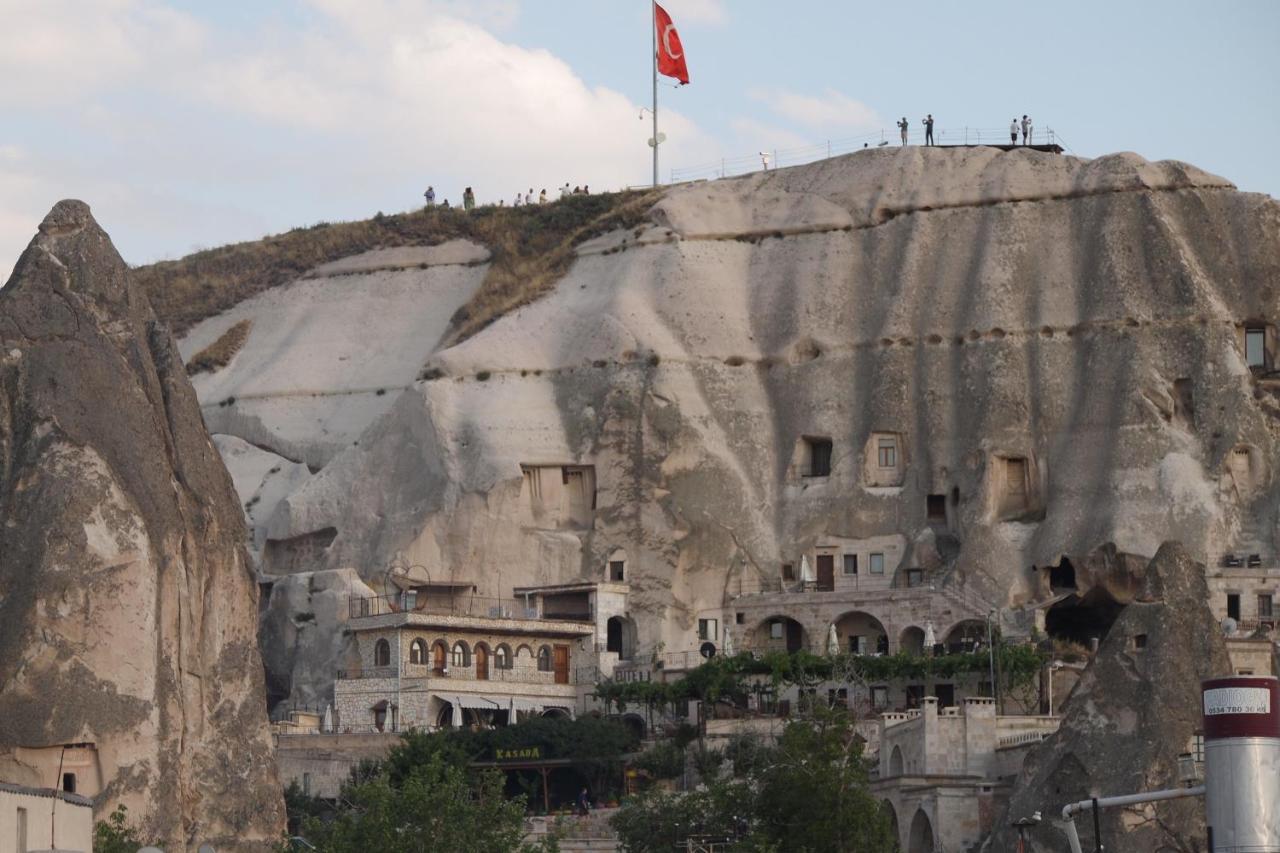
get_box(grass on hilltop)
[185,318,252,375]
[134,190,664,344]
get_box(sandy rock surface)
[186,148,1278,704]
[985,542,1232,852]
[0,201,284,850]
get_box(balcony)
[349,594,593,622]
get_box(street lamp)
[987,609,997,705]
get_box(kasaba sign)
[495,746,542,761]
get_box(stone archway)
[907,808,935,853]
[835,610,889,655]
[942,619,986,653]
[882,800,900,849]
[889,745,905,776]
[900,626,926,656]
[606,615,638,660]
[751,615,808,653]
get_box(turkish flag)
[655,3,689,85]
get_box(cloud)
[662,0,729,26]
[749,87,882,134]
[0,0,719,267]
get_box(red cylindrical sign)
[1202,676,1280,740]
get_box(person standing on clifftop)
[560,182,571,199]
[462,187,475,211]
[922,114,935,146]
[898,117,909,145]
[1010,119,1018,144]
[1021,115,1031,145]
[538,188,547,204]
[423,186,435,209]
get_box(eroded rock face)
[986,542,1231,852]
[263,150,1280,648]
[0,201,284,849]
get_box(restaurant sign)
[495,746,542,762]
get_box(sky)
[2,0,1278,270]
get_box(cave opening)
[1049,558,1077,592]
[1045,587,1124,647]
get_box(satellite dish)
[700,641,717,659]
[1222,617,1239,636]
[647,132,667,147]
[199,845,217,853]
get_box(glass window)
[843,554,858,575]
[451,642,469,667]
[1246,328,1266,367]
[870,553,885,575]
[537,646,552,672]
[849,635,867,654]
[1259,595,1274,619]
[906,568,923,587]
[871,686,888,709]
[698,618,718,641]
[878,438,897,468]
[770,621,784,640]
[374,639,391,667]
[609,560,625,581]
[1227,594,1241,621]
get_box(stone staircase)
[1228,511,1275,567]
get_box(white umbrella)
[451,698,463,728]
[923,621,937,650]
[722,626,736,657]
[322,704,333,733]
[827,623,840,656]
[800,555,815,585]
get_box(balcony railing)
[338,662,599,685]
[348,594,592,622]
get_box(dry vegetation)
[134,190,664,342]
[186,318,252,375]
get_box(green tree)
[93,804,147,853]
[751,709,895,853]
[302,755,535,853]
[611,778,759,853]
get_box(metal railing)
[347,594,592,623]
[670,124,1064,184]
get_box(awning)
[447,694,506,711]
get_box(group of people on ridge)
[421,182,591,212]
[895,113,1035,147]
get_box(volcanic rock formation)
[986,541,1231,852]
[174,147,1280,708]
[0,201,284,849]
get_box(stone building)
[332,580,629,732]
[872,697,1059,853]
[0,781,93,853]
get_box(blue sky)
[2,0,1277,269]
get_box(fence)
[669,124,1066,184]
[348,594,592,623]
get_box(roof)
[0,780,93,807]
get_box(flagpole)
[651,0,659,187]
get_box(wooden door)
[553,644,570,684]
[816,554,835,591]
[475,645,489,680]
[433,642,446,674]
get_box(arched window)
[452,641,470,668]
[432,640,448,673]
[516,644,534,661]
[374,639,391,667]
[495,644,512,670]
[537,645,552,672]
[409,638,427,665]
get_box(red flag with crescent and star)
[655,3,689,85]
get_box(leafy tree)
[611,777,759,853]
[94,804,147,853]
[612,712,892,853]
[301,755,542,853]
[750,708,895,853]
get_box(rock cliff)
[172,147,1280,707]
[986,542,1231,852]
[0,202,284,849]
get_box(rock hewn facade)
[0,201,284,849]
[177,147,1280,712]
[986,542,1232,852]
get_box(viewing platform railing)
[348,594,592,623]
